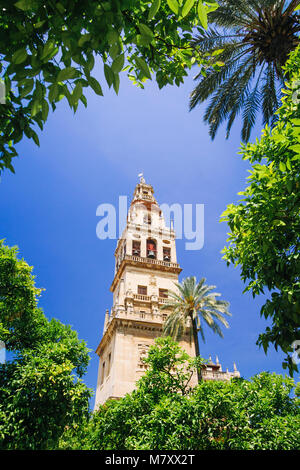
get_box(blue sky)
[1,64,296,404]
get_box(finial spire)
[138,172,145,183]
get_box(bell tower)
[94,176,197,408]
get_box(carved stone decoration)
[137,343,150,370]
[149,274,157,286]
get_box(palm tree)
[161,277,231,382]
[189,0,300,142]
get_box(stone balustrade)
[124,254,179,269]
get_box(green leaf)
[291,118,300,126]
[14,0,37,10]
[148,0,161,20]
[19,79,34,98]
[111,54,125,74]
[212,49,224,56]
[80,95,87,108]
[104,64,114,88]
[12,48,28,65]
[88,77,103,96]
[30,129,40,146]
[135,34,153,47]
[182,0,195,17]
[109,43,120,60]
[279,161,286,172]
[273,219,286,226]
[113,73,120,95]
[287,180,293,193]
[33,20,46,28]
[31,100,40,117]
[78,34,91,47]
[138,24,154,40]
[273,134,286,142]
[85,54,95,73]
[106,30,119,45]
[57,67,78,82]
[41,99,49,121]
[167,0,179,15]
[72,82,83,102]
[290,144,300,153]
[48,84,59,102]
[56,2,65,14]
[40,40,57,61]
[197,1,207,29]
[135,57,151,80]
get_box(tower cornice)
[95,316,164,356]
[110,254,182,292]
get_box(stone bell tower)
[94,176,197,409]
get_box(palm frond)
[241,65,264,141]
[261,63,281,126]
[189,0,298,141]
[160,276,231,349]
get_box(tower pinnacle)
[138,172,145,184]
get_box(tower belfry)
[94,177,197,408]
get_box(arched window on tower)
[147,239,156,259]
[132,240,141,257]
[163,247,171,261]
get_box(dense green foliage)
[0,0,219,174]
[221,45,300,375]
[162,276,230,382]
[59,337,300,450]
[189,0,300,141]
[0,240,92,449]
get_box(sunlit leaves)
[148,0,161,20]
[197,2,207,29]
[135,56,152,79]
[0,0,218,173]
[182,0,195,17]
[60,339,300,450]
[0,242,92,450]
[221,45,300,377]
[167,0,179,15]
